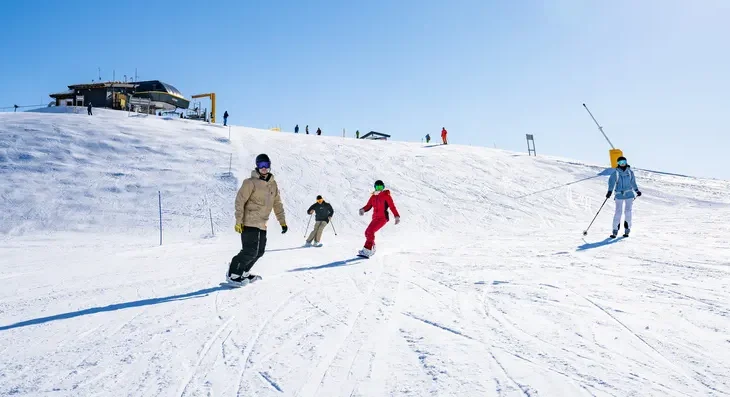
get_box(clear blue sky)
[2,0,728,179]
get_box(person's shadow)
[0,285,228,332]
[288,257,366,272]
[266,246,308,253]
[576,237,625,251]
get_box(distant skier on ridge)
[223,111,229,126]
[358,180,400,258]
[441,127,448,145]
[227,154,288,286]
[606,156,642,238]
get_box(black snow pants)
[229,227,267,276]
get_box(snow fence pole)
[583,197,609,236]
[158,191,163,245]
[303,213,313,238]
[209,208,215,236]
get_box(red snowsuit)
[441,128,448,145]
[361,190,400,250]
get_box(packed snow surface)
[1,109,729,396]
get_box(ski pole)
[330,218,338,236]
[303,213,313,238]
[583,197,609,236]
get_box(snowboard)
[223,275,262,288]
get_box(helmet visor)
[256,161,271,169]
[374,184,385,191]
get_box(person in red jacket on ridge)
[358,180,400,258]
[441,127,448,145]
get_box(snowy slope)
[0,108,237,237]
[1,110,729,397]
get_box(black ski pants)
[229,227,267,276]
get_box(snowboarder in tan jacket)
[227,153,287,285]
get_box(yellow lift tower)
[191,93,216,123]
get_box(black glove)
[281,225,288,234]
[636,191,642,197]
[606,191,612,198]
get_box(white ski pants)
[612,198,634,231]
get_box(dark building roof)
[49,90,76,99]
[49,80,189,109]
[67,82,137,90]
[133,80,185,99]
[360,131,391,140]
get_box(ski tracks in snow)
[177,315,236,396]
[295,254,394,397]
[234,283,320,396]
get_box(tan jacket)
[235,170,286,230]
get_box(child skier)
[305,195,334,247]
[606,156,642,238]
[358,180,400,258]
[227,154,288,285]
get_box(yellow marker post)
[609,149,624,168]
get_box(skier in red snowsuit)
[358,180,400,258]
[441,127,448,145]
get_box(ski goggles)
[256,161,271,169]
[374,184,385,191]
[617,159,627,166]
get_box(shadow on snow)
[577,237,625,251]
[0,285,227,332]
[267,246,309,253]
[288,257,366,272]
